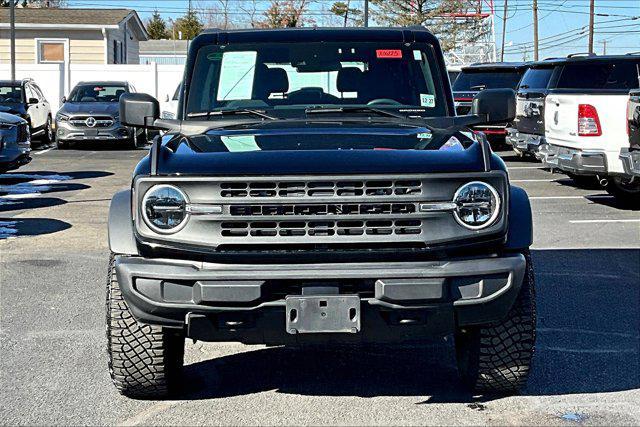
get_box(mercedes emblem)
[85,117,97,128]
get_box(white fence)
[0,63,184,114]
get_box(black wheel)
[106,254,184,399]
[605,176,640,207]
[455,250,536,394]
[42,116,54,144]
[567,173,601,189]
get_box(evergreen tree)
[146,10,170,40]
[173,10,204,40]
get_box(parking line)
[569,219,640,224]
[507,166,544,170]
[529,195,613,200]
[511,179,559,182]
[33,147,56,156]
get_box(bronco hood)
[146,122,501,176]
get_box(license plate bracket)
[84,129,99,137]
[286,295,360,334]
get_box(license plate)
[84,129,98,137]
[286,295,360,334]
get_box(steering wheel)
[367,99,401,106]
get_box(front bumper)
[56,120,132,142]
[539,143,607,175]
[115,253,526,345]
[619,148,640,177]
[506,128,544,154]
[0,134,31,171]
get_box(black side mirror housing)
[471,88,516,124]
[120,93,160,128]
[61,96,66,104]
[28,97,39,104]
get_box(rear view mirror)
[471,89,516,124]
[120,93,160,128]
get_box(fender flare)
[505,185,533,250]
[108,189,139,255]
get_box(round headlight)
[142,185,188,233]
[453,181,500,230]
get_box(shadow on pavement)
[0,218,71,239]
[0,197,67,213]
[176,249,639,401]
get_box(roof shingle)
[0,7,133,26]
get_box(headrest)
[80,96,96,102]
[115,89,125,97]
[337,67,363,92]
[266,67,289,94]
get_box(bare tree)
[257,0,314,28]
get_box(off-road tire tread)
[106,254,184,398]
[456,250,536,393]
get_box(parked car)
[453,62,529,142]
[506,60,557,157]
[107,27,536,399]
[540,54,640,201]
[0,78,53,144]
[447,65,462,86]
[0,112,31,173]
[55,81,144,149]
[160,84,180,119]
[617,89,640,197]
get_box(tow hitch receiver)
[286,295,360,334]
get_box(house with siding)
[0,8,148,66]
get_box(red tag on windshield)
[376,49,402,59]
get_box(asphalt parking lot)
[0,143,638,426]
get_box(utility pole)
[599,39,607,55]
[10,0,16,81]
[344,0,350,27]
[533,0,539,61]
[500,0,508,62]
[364,0,369,27]
[588,0,595,53]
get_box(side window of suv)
[557,60,640,90]
[25,84,38,103]
[32,84,46,101]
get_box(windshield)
[185,41,447,118]
[518,67,554,90]
[68,84,127,103]
[453,69,524,91]
[0,85,23,103]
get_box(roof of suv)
[462,62,531,72]
[195,26,440,46]
[0,79,32,86]
[75,81,129,86]
[529,53,640,67]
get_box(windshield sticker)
[220,135,260,152]
[420,93,436,108]
[416,132,432,140]
[217,51,257,101]
[207,52,223,61]
[413,50,422,61]
[376,49,402,59]
[440,136,465,152]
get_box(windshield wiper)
[187,108,278,120]
[304,106,406,119]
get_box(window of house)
[37,40,65,63]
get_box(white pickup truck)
[540,54,640,203]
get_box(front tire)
[455,250,536,394]
[106,254,184,399]
[42,116,54,144]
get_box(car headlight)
[56,113,69,122]
[142,185,188,233]
[453,181,500,230]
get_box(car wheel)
[43,116,54,144]
[605,176,640,207]
[106,254,184,398]
[56,139,68,149]
[567,173,601,190]
[455,250,536,394]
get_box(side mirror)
[165,94,170,102]
[471,88,516,124]
[120,93,160,128]
[61,96,66,104]
[28,97,39,104]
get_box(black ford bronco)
[107,27,536,398]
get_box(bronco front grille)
[220,179,422,198]
[221,219,422,238]
[135,173,509,249]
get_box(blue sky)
[67,0,639,61]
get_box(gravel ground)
[1,144,638,426]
